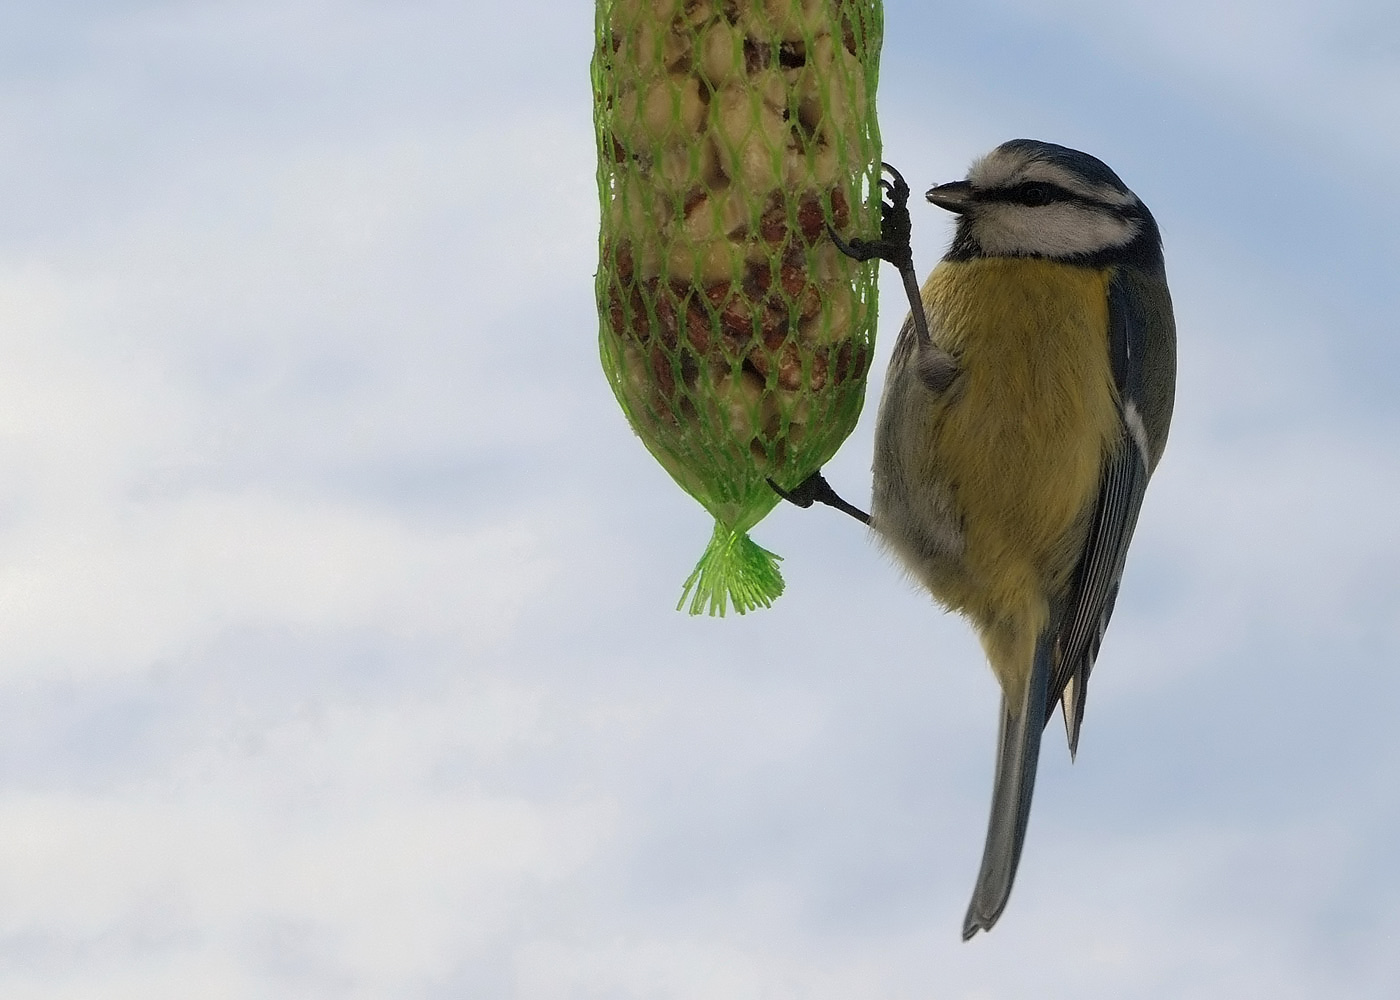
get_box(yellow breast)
[919,257,1120,616]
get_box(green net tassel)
[593,0,884,615]
[678,522,785,616]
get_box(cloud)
[0,0,1397,996]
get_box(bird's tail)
[962,630,1053,940]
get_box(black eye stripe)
[974,181,1138,215]
[992,181,1074,206]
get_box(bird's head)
[928,139,1161,268]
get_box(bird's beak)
[926,180,974,215]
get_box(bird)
[776,141,1175,938]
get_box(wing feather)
[1045,270,1155,754]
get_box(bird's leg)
[776,166,955,527]
[830,163,957,393]
[768,472,870,525]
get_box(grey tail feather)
[962,631,1053,940]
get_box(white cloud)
[0,492,556,678]
[0,0,1396,996]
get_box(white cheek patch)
[973,202,1142,258]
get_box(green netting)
[592,0,883,615]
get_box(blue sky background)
[1,0,1398,996]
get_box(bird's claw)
[825,223,879,263]
[880,161,911,205]
[767,476,812,508]
[829,162,914,271]
[768,472,871,525]
[828,161,936,355]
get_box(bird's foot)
[829,162,938,354]
[768,471,871,525]
[827,162,914,272]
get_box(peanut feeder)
[592,0,883,614]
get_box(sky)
[1,0,1399,996]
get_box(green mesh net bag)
[592,0,883,615]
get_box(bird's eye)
[1019,183,1054,207]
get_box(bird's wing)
[1046,269,1155,755]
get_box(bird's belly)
[874,258,1121,620]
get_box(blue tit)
[868,141,1176,938]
